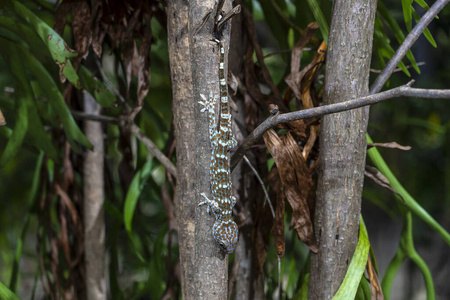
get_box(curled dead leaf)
[365,165,404,202]
[367,256,384,300]
[368,142,411,151]
[263,129,318,252]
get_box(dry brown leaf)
[72,1,92,59]
[367,256,384,300]
[263,129,318,252]
[300,40,326,109]
[368,142,411,151]
[365,165,404,202]
[278,119,307,139]
[54,2,73,36]
[90,0,105,57]
[285,22,319,102]
[272,182,285,258]
[137,10,152,105]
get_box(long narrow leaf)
[412,9,437,48]
[9,152,44,292]
[22,47,92,150]
[367,134,450,244]
[401,0,413,31]
[305,0,329,43]
[124,160,153,235]
[0,281,20,300]
[332,217,370,300]
[78,66,117,108]
[2,40,59,160]
[0,41,29,165]
[1,0,81,88]
[377,3,420,74]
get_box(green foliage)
[0,280,20,300]
[333,218,370,300]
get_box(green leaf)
[78,66,117,108]
[412,9,437,48]
[305,0,329,43]
[1,0,81,88]
[259,1,290,51]
[1,41,59,160]
[380,48,411,77]
[401,0,413,32]
[124,160,153,235]
[332,217,370,300]
[0,280,20,300]
[9,152,44,292]
[367,134,450,244]
[21,46,92,150]
[292,274,309,300]
[414,0,430,10]
[377,3,421,74]
[0,40,29,165]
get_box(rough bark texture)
[189,1,233,298]
[83,92,106,300]
[309,1,377,299]
[169,0,233,299]
[228,3,252,299]
[167,1,196,299]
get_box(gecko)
[198,39,238,254]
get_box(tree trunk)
[167,1,196,299]
[169,0,233,299]
[189,1,233,299]
[83,92,106,300]
[309,1,377,299]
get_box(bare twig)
[263,48,312,59]
[231,81,450,171]
[70,110,119,124]
[369,61,426,74]
[130,123,177,178]
[217,5,241,32]
[243,155,275,218]
[369,0,449,94]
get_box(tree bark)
[83,92,106,300]
[309,1,377,299]
[189,1,233,299]
[167,1,196,299]
[169,0,233,298]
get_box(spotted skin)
[198,39,238,254]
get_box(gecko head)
[213,218,238,254]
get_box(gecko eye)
[219,243,226,250]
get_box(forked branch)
[231,81,450,171]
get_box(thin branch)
[369,61,426,74]
[70,110,119,124]
[130,123,177,178]
[243,155,275,218]
[231,81,450,171]
[369,0,449,94]
[217,5,241,32]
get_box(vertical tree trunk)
[83,92,106,300]
[167,1,196,299]
[169,0,233,298]
[189,1,233,299]
[309,1,377,299]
